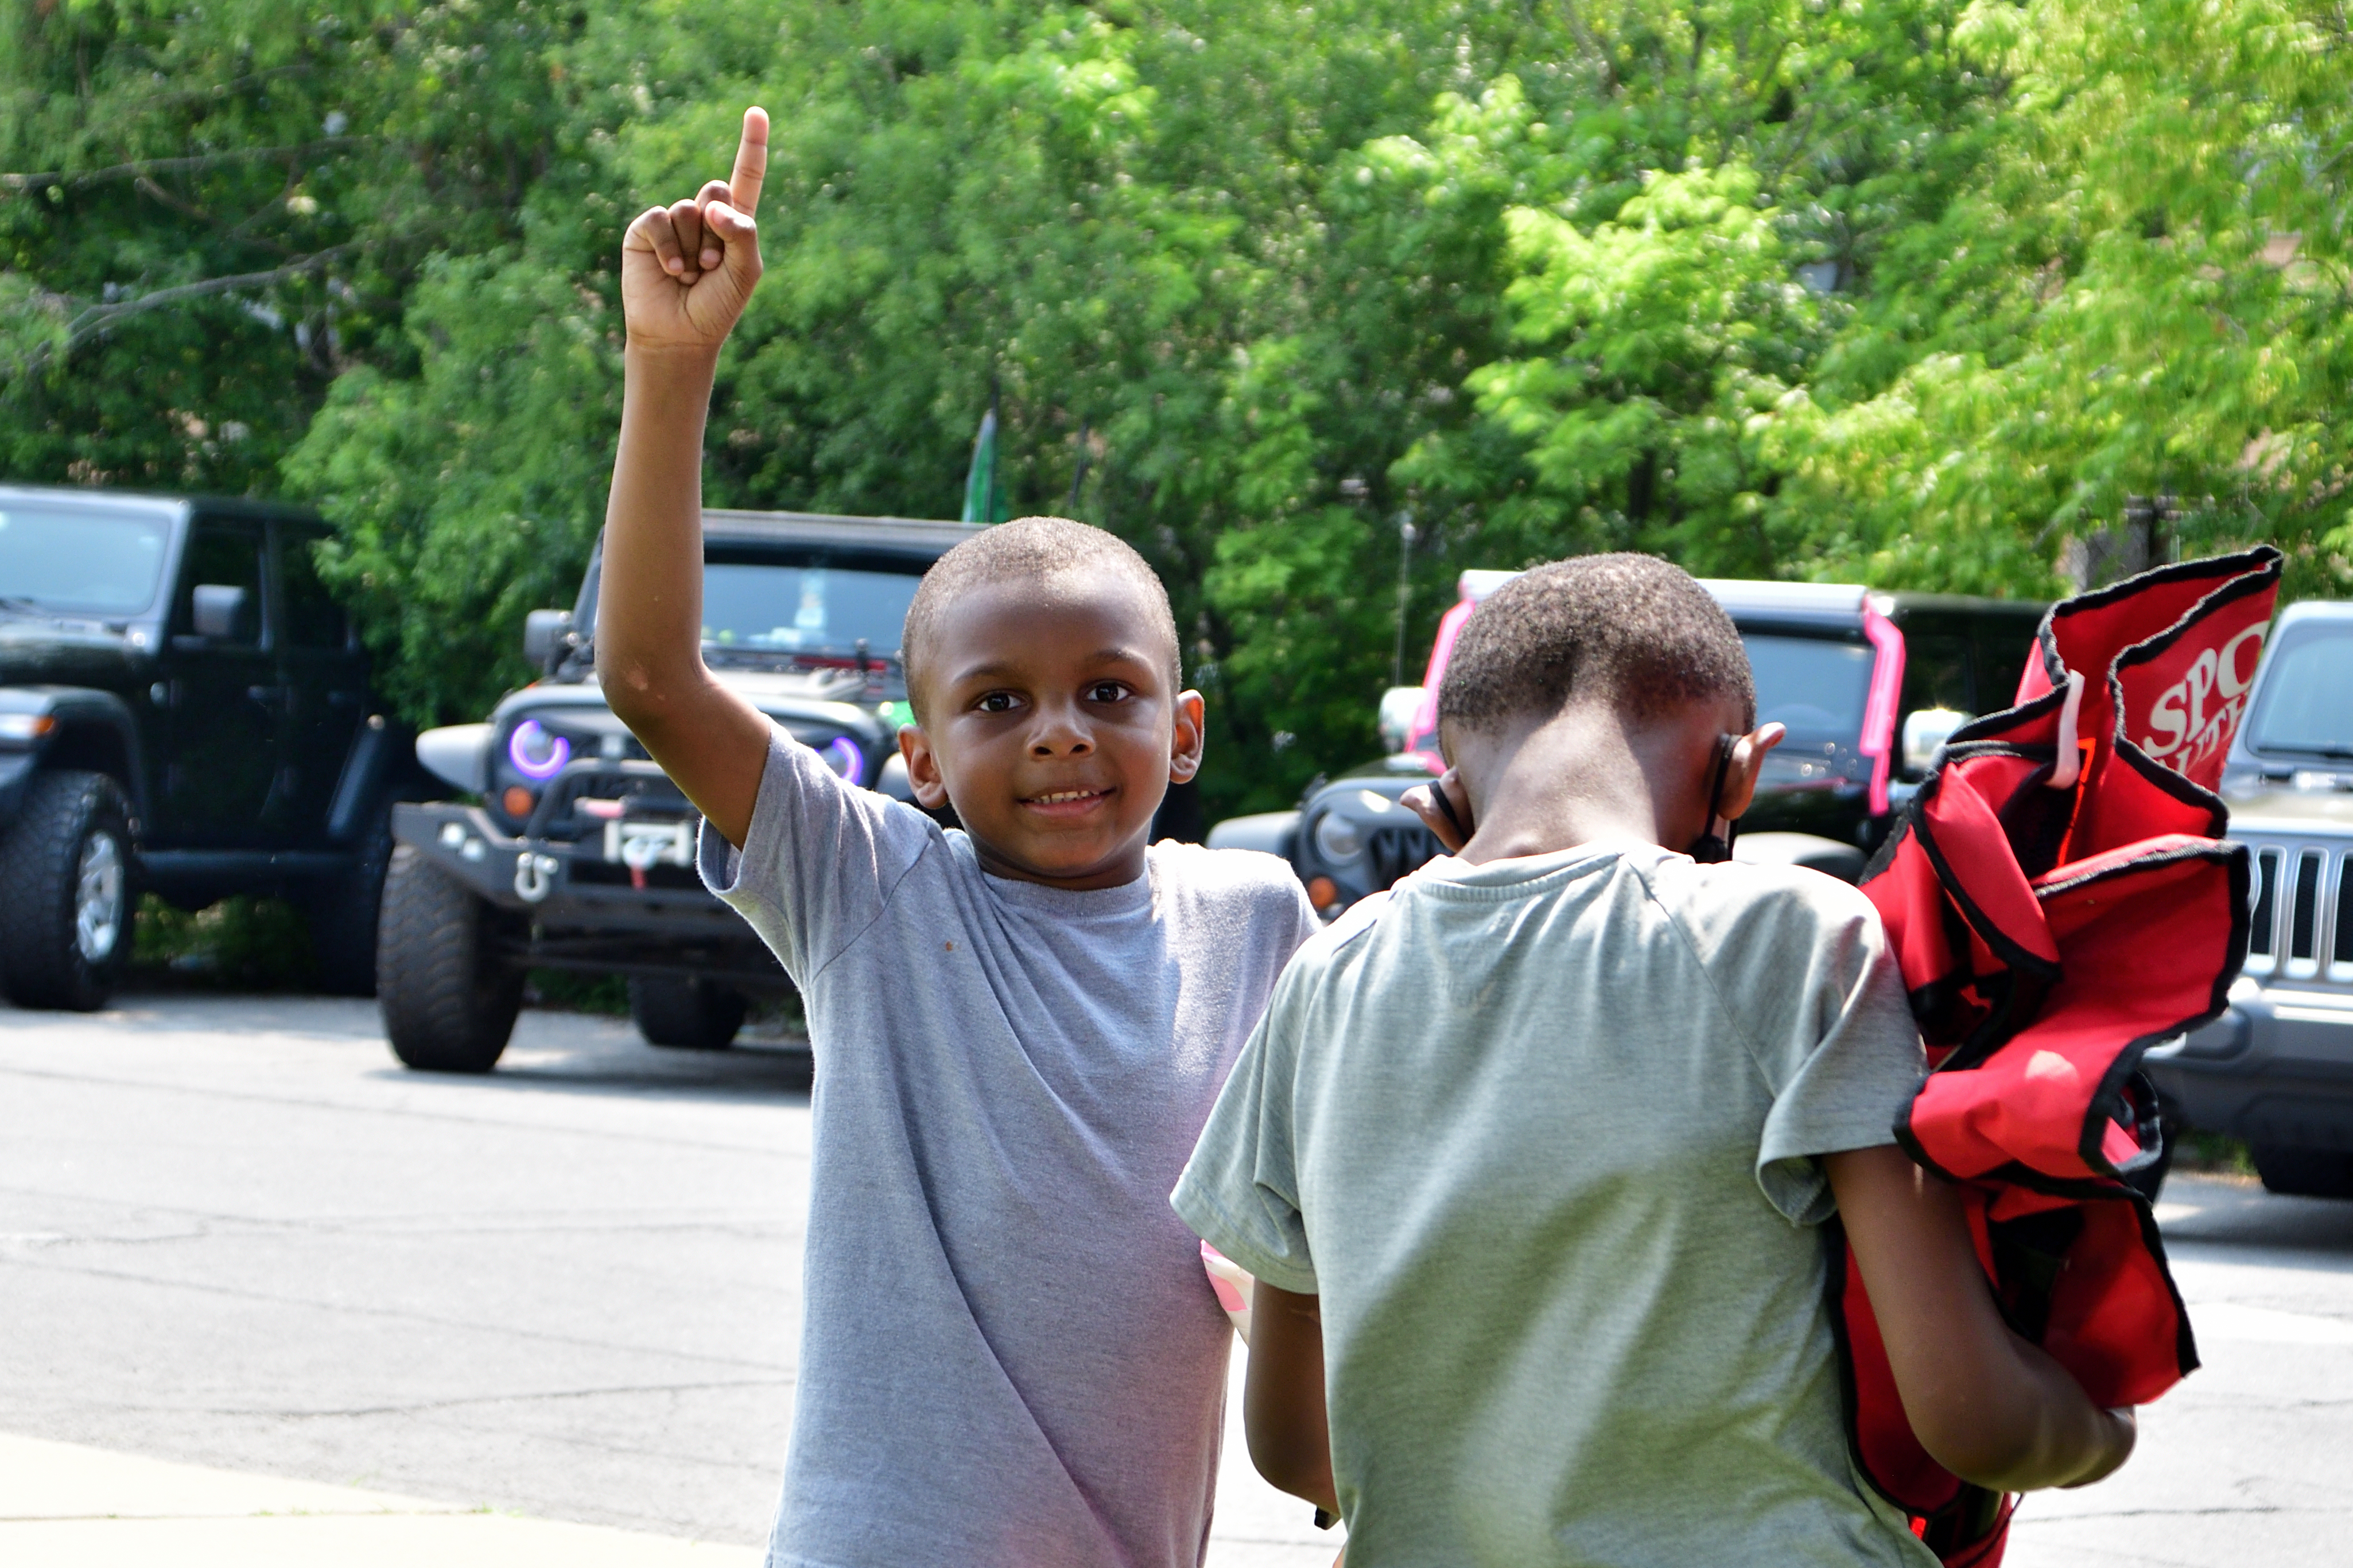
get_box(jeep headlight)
[819,734,865,782]
[1314,811,1364,863]
[505,719,572,781]
[491,717,579,826]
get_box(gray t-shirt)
[1173,844,1936,1568]
[700,732,1317,1568]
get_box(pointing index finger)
[730,106,769,217]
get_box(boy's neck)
[967,828,1151,892]
[1449,704,1690,867]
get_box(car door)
[271,523,368,845]
[156,518,281,845]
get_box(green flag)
[961,404,1004,524]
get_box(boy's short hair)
[901,516,1181,721]
[1438,553,1755,734]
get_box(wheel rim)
[75,830,125,964]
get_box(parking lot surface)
[1,993,2346,1566]
[0,993,1333,1565]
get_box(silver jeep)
[2145,598,2353,1196]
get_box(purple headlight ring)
[508,719,572,781]
[822,736,865,782]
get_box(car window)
[1971,623,2036,714]
[278,531,349,649]
[700,558,926,657]
[2249,628,2353,756]
[174,523,266,647]
[0,502,172,615]
[1900,627,1971,716]
[1742,633,1874,745]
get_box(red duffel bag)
[1838,547,2281,1565]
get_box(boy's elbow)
[1244,1421,1332,1505]
[595,650,669,729]
[1918,1422,2041,1493]
[1915,1400,2127,1493]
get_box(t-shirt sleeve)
[1709,875,1929,1226]
[695,726,935,984]
[1171,971,1319,1294]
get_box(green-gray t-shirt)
[1172,844,1936,1568]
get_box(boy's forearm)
[1963,1338,2136,1492]
[597,344,768,843]
[1243,1281,1339,1515]
[601,344,721,732]
[1826,1146,2135,1493]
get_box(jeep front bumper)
[2144,976,2353,1151]
[391,801,783,987]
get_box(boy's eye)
[976,691,1023,714]
[1086,682,1131,704]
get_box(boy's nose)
[1028,703,1093,756]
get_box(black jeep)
[378,508,978,1072]
[1213,571,2048,915]
[0,483,422,1008]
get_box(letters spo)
[2136,623,2266,776]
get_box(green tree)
[0,0,590,491]
[11,0,2351,822]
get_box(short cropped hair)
[1438,554,1754,734]
[901,516,1181,721]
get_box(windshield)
[0,503,172,615]
[2250,629,2353,756]
[700,559,926,658]
[1744,633,1874,744]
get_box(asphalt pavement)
[1,991,2347,1566]
[0,992,1334,1566]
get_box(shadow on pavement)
[13,986,818,1106]
[2156,1174,2353,1262]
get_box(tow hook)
[619,831,671,892]
[514,851,561,904]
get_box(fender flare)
[0,686,152,830]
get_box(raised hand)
[620,106,769,356]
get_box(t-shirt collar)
[1410,841,1663,896]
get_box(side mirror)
[523,608,574,672]
[1377,686,1426,754]
[1901,707,1970,776]
[191,583,252,642]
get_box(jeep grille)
[1368,824,1443,889]
[2244,835,2353,986]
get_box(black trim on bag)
[1936,966,2051,1076]
[1944,684,2070,752]
[2026,544,2281,728]
[1858,808,1914,887]
[2131,1192,2204,1380]
[1906,756,2067,985]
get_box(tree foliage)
[5,0,2350,817]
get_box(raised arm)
[1827,1146,2136,1492]
[600,107,776,847]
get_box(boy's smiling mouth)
[1021,786,1115,815]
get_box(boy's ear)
[899,722,951,810]
[1718,722,1788,821]
[1168,689,1206,784]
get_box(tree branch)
[2,138,370,193]
[3,247,356,380]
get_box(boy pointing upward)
[601,110,1317,1566]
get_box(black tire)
[305,800,395,997]
[2251,1143,2353,1200]
[0,770,135,1011]
[628,976,747,1050]
[376,843,523,1072]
